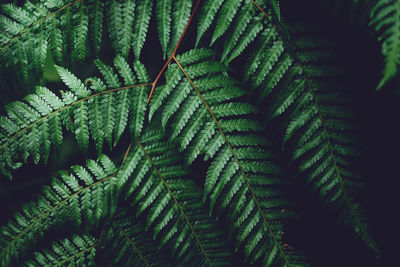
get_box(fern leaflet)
[0,57,150,178]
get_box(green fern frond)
[0,0,93,87]
[88,0,104,56]
[369,0,400,89]
[168,0,192,55]
[107,0,136,59]
[132,0,153,59]
[116,132,234,266]
[0,59,150,178]
[0,0,154,88]
[149,48,308,266]
[156,0,172,59]
[24,234,97,266]
[102,209,173,266]
[195,0,275,63]
[0,155,117,266]
[246,23,378,252]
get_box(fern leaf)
[55,65,91,98]
[132,0,153,59]
[122,0,136,58]
[247,24,378,252]
[156,0,173,59]
[0,60,150,178]
[74,101,89,152]
[89,95,104,154]
[221,2,256,61]
[0,0,103,89]
[71,3,89,61]
[131,61,149,139]
[102,209,173,266]
[117,133,234,266]
[0,155,117,266]
[106,0,136,58]
[196,0,224,46]
[88,0,104,56]
[149,48,308,266]
[107,0,124,56]
[24,234,97,266]
[169,0,192,55]
[369,0,400,89]
[211,0,243,45]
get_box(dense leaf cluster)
[0,0,396,266]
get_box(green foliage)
[0,0,392,266]
[0,56,149,177]
[118,134,234,266]
[369,0,400,89]
[244,23,378,252]
[0,154,118,266]
[25,234,97,266]
[102,209,173,266]
[150,48,307,265]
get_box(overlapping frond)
[0,0,155,90]
[0,0,385,264]
[116,130,234,266]
[24,234,97,266]
[154,0,192,57]
[0,154,118,266]
[149,48,308,266]
[246,24,378,252]
[196,0,278,63]
[369,0,400,89]
[102,209,173,267]
[0,56,150,178]
[0,0,89,87]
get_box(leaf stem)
[173,56,292,266]
[147,0,202,103]
[51,244,96,267]
[136,139,213,267]
[115,221,152,267]
[0,83,152,153]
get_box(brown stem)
[147,0,202,103]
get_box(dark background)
[1,0,399,266]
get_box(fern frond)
[246,23,378,252]
[88,0,104,56]
[24,234,97,266]
[168,0,192,55]
[71,3,89,61]
[156,0,173,59]
[0,0,152,87]
[0,155,117,266]
[0,0,92,87]
[107,0,136,59]
[149,48,308,266]
[132,0,153,59]
[102,209,173,266]
[369,0,400,89]
[195,0,276,63]
[116,131,234,266]
[0,59,150,178]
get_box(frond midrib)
[114,221,152,267]
[297,61,369,235]
[50,244,96,267]
[0,173,117,259]
[136,139,213,267]
[173,56,293,266]
[249,1,373,250]
[0,83,151,152]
